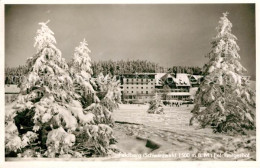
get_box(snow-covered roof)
[160,73,176,82]
[155,73,191,86]
[155,73,166,86]
[175,73,191,86]
[190,75,203,81]
[167,92,191,96]
[5,84,20,94]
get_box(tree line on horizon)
[5,60,202,85]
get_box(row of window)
[125,82,154,85]
[168,95,190,98]
[125,86,153,89]
[126,91,150,94]
[125,78,154,82]
[156,89,189,92]
[125,95,152,99]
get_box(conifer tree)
[6,21,81,157]
[147,93,164,114]
[81,73,122,156]
[70,42,120,156]
[70,39,99,108]
[190,12,255,134]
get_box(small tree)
[147,93,164,114]
[190,12,255,134]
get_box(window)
[146,91,148,94]
[132,87,133,89]
[137,87,138,89]
[141,87,143,89]
[141,91,143,94]
[132,91,133,93]
[127,91,129,93]
[151,87,153,89]
[151,79,153,81]
[146,87,148,89]
[127,87,129,89]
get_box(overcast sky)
[5,4,255,79]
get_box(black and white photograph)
[1,1,258,167]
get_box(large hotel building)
[119,73,203,104]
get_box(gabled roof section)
[160,73,175,82]
[175,73,191,87]
[155,73,166,86]
[190,75,203,81]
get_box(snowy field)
[112,104,256,161]
[5,103,256,161]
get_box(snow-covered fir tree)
[147,93,164,114]
[70,41,120,156]
[70,39,99,108]
[190,12,255,134]
[6,21,80,157]
[80,73,122,155]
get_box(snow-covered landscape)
[6,101,256,161]
[113,103,256,161]
[4,4,256,163]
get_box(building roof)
[160,73,176,82]
[155,73,166,86]
[175,73,191,86]
[167,92,191,96]
[5,84,20,94]
[155,73,191,87]
[190,75,203,81]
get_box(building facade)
[119,72,194,104]
[119,73,156,104]
[155,73,192,104]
